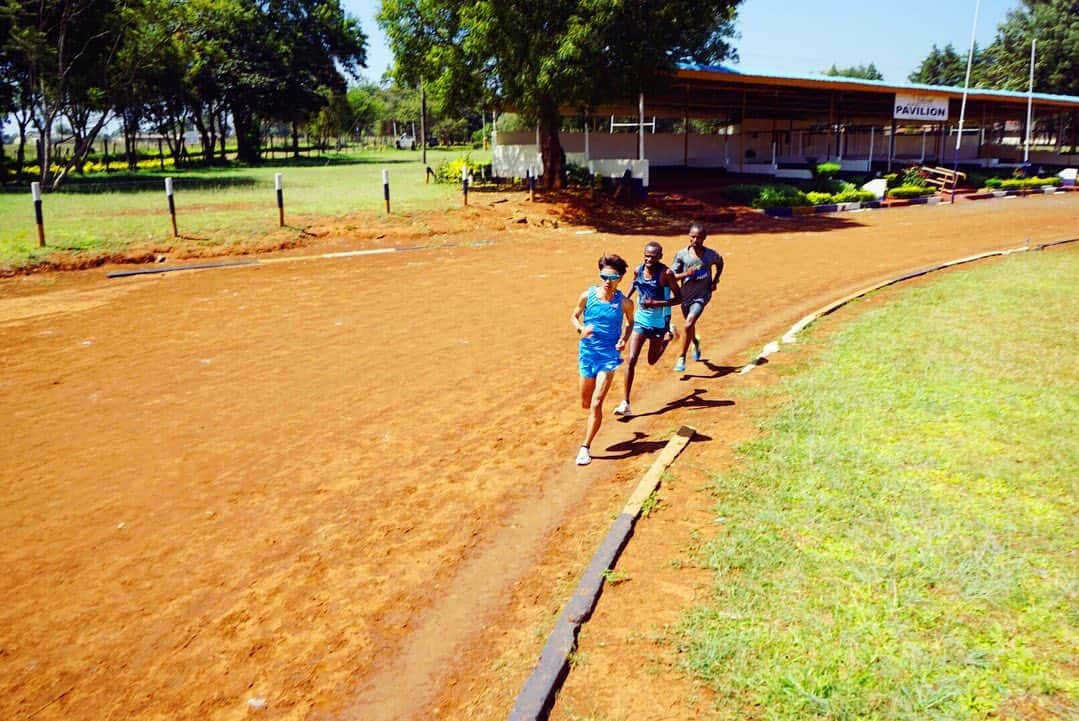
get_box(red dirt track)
[1,191,1076,721]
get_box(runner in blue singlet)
[571,254,635,466]
[613,242,682,417]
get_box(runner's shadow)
[679,359,739,380]
[596,430,714,460]
[617,388,734,422]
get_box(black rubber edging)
[508,513,636,721]
[106,259,259,278]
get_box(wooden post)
[165,177,178,237]
[275,173,284,226]
[462,166,469,206]
[31,182,45,247]
[158,137,164,171]
[382,169,390,213]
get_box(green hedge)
[725,182,877,209]
[888,184,937,199]
[999,176,1062,190]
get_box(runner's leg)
[582,370,616,448]
[622,330,645,404]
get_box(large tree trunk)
[216,109,228,162]
[122,110,140,170]
[537,99,565,190]
[233,106,261,164]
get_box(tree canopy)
[0,0,367,187]
[909,1,1078,96]
[378,0,743,188]
[823,63,883,81]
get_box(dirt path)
[1,192,1075,721]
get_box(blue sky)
[344,0,1021,85]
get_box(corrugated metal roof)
[677,63,1079,107]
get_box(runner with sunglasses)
[570,254,635,466]
[671,223,724,372]
[613,242,682,417]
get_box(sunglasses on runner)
[599,273,622,281]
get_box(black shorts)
[633,322,670,341]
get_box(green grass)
[680,250,1078,720]
[0,147,490,268]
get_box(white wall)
[494,125,1021,176]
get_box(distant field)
[683,249,1078,720]
[0,147,490,267]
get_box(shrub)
[565,162,592,187]
[883,173,900,188]
[888,184,936,199]
[901,166,929,187]
[985,177,1004,189]
[806,191,834,205]
[722,184,765,205]
[815,161,841,180]
[832,188,878,203]
[435,154,480,183]
[755,184,811,208]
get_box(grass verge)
[681,249,1078,720]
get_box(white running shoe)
[575,446,592,466]
[613,400,632,416]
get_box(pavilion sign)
[894,93,949,122]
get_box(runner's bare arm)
[712,256,725,290]
[616,296,636,350]
[664,269,683,305]
[572,291,591,335]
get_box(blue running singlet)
[578,287,625,377]
[632,263,671,330]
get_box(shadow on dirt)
[597,429,715,460]
[616,387,734,423]
[495,165,868,237]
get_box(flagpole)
[951,0,981,204]
[1024,39,1036,165]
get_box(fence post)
[31,182,45,247]
[165,177,178,237]
[383,169,390,213]
[462,166,469,206]
[275,173,284,226]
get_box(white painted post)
[584,117,590,161]
[165,177,177,237]
[462,165,469,206]
[638,93,645,161]
[31,182,44,247]
[1024,39,1036,164]
[771,141,776,169]
[382,169,390,213]
[952,0,981,203]
[868,127,876,172]
[275,173,284,226]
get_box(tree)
[980,0,1078,97]
[346,83,386,138]
[823,63,883,81]
[379,0,742,189]
[4,0,135,188]
[908,43,970,86]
